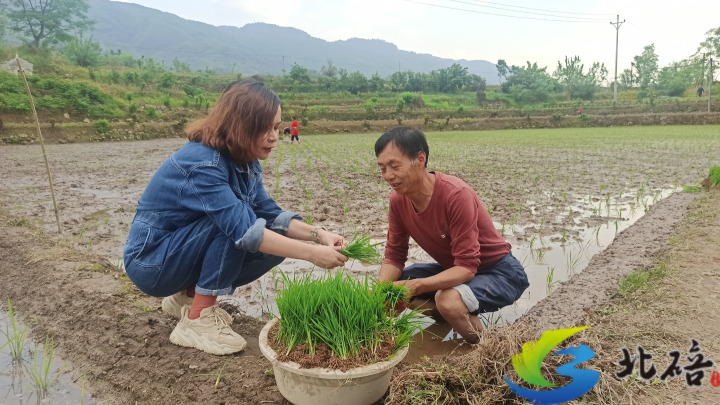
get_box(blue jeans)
[399,252,529,315]
[124,215,285,297]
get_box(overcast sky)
[114,0,719,77]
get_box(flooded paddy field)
[0,125,719,403]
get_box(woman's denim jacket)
[124,141,301,263]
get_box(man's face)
[377,142,423,195]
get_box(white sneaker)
[161,290,194,319]
[169,305,247,355]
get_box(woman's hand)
[316,229,346,249]
[307,245,348,269]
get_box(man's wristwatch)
[310,226,327,243]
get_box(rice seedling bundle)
[340,233,382,264]
[275,272,421,361]
[710,166,720,186]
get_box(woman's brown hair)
[186,80,280,164]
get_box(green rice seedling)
[373,280,410,309]
[546,267,556,292]
[297,172,302,188]
[536,249,546,264]
[25,335,66,393]
[2,300,29,363]
[479,311,502,331]
[340,233,382,264]
[305,212,313,225]
[306,156,312,170]
[275,272,423,360]
[529,235,537,249]
[566,251,580,274]
[561,228,567,243]
[683,185,701,193]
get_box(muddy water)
[221,186,679,361]
[0,313,92,405]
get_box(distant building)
[0,57,33,75]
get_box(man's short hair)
[374,127,429,168]
[291,116,297,120]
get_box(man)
[698,87,704,97]
[375,127,529,343]
[290,116,300,144]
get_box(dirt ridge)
[521,192,698,330]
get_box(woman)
[123,80,348,355]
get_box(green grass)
[618,261,672,296]
[2,299,29,363]
[340,233,383,264]
[683,185,701,193]
[274,272,422,361]
[710,166,720,186]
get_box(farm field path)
[0,207,292,405]
[587,187,720,404]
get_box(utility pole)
[610,15,625,101]
[282,55,285,72]
[710,57,713,113]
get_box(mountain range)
[88,0,499,84]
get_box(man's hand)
[316,229,346,249]
[394,278,425,297]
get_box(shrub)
[182,96,190,108]
[363,101,375,113]
[551,113,563,123]
[159,72,177,89]
[94,119,110,134]
[301,117,308,126]
[125,93,133,102]
[395,98,405,112]
[464,117,472,124]
[182,84,202,97]
[457,105,464,113]
[162,95,171,110]
[128,104,137,113]
[147,106,157,118]
[424,114,431,125]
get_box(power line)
[440,0,609,21]
[399,0,607,23]
[625,22,691,53]
[462,0,616,16]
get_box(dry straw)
[15,55,62,234]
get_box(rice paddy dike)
[0,125,719,404]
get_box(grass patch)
[617,261,672,296]
[274,272,422,361]
[683,185,701,193]
[710,166,720,186]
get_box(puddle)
[221,186,679,362]
[0,311,92,405]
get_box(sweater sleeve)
[382,194,409,271]
[446,188,482,273]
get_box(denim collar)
[234,159,263,174]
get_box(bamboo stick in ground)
[15,55,62,234]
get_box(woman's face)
[254,107,281,161]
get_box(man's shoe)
[161,290,194,319]
[169,305,247,355]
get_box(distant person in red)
[579,106,583,115]
[375,127,529,343]
[290,116,300,144]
